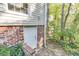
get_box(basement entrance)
[23,27,37,49]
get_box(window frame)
[5,3,29,16]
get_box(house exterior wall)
[0,25,44,51]
[37,25,44,48]
[0,3,46,26]
[0,3,47,53]
[0,26,23,46]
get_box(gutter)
[44,3,49,48]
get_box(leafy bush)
[0,43,25,56]
[0,45,10,56]
[56,40,79,56]
[9,43,25,56]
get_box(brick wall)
[0,25,44,50]
[37,25,44,48]
[0,26,23,46]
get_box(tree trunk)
[64,3,72,27]
[60,3,72,40]
[60,3,65,40]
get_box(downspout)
[44,3,49,48]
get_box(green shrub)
[0,45,10,56]
[0,43,25,56]
[9,43,25,56]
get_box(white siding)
[0,3,46,26]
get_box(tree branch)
[64,3,72,27]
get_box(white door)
[23,27,37,49]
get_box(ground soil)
[34,40,67,56]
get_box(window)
[8,3,28,14]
